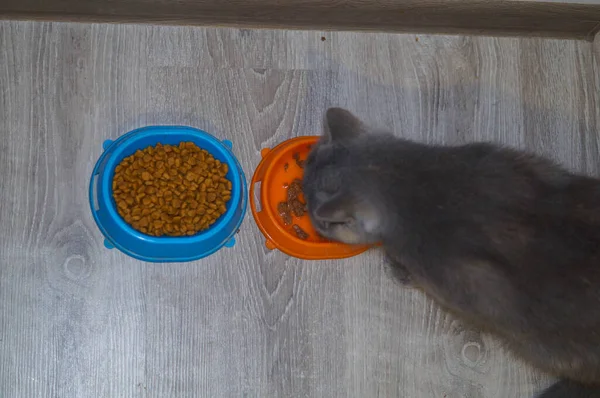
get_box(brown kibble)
[278,202,293,226]
[290,198,305,217]
[287,179,303,202]
[292,152,305,168]
[277,169,315,240]
[292,224,309,240]
[112,142,232,236]
[186,172,197,182]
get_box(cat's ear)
[324,108,365,143]
[314,195,381,234]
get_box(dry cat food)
[278,176,310,240]
[112,142,232,237]
[286,179,306,217]
[277,201,293,226]
[292,152,305,169]
[278,179,307,224]
[292,224,309,240]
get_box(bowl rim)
[89,125,247,260]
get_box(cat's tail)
[537,379,600,398]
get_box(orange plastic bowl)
[250,136,371,260]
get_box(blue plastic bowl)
[89,126,248,262]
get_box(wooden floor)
[1,21,599,398]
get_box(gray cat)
[303,108,600,398]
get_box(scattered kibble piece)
[292,224,309,240]
[292,152,305,168]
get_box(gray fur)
[303,108,600,397]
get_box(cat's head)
[303,108,389,244]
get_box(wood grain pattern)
[1,20,598,398]
[1,0,600,41]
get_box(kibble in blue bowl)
[89,126,247,262]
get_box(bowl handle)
[91,171,115,250]
[250,148,277,251]
[250,148,270,215]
